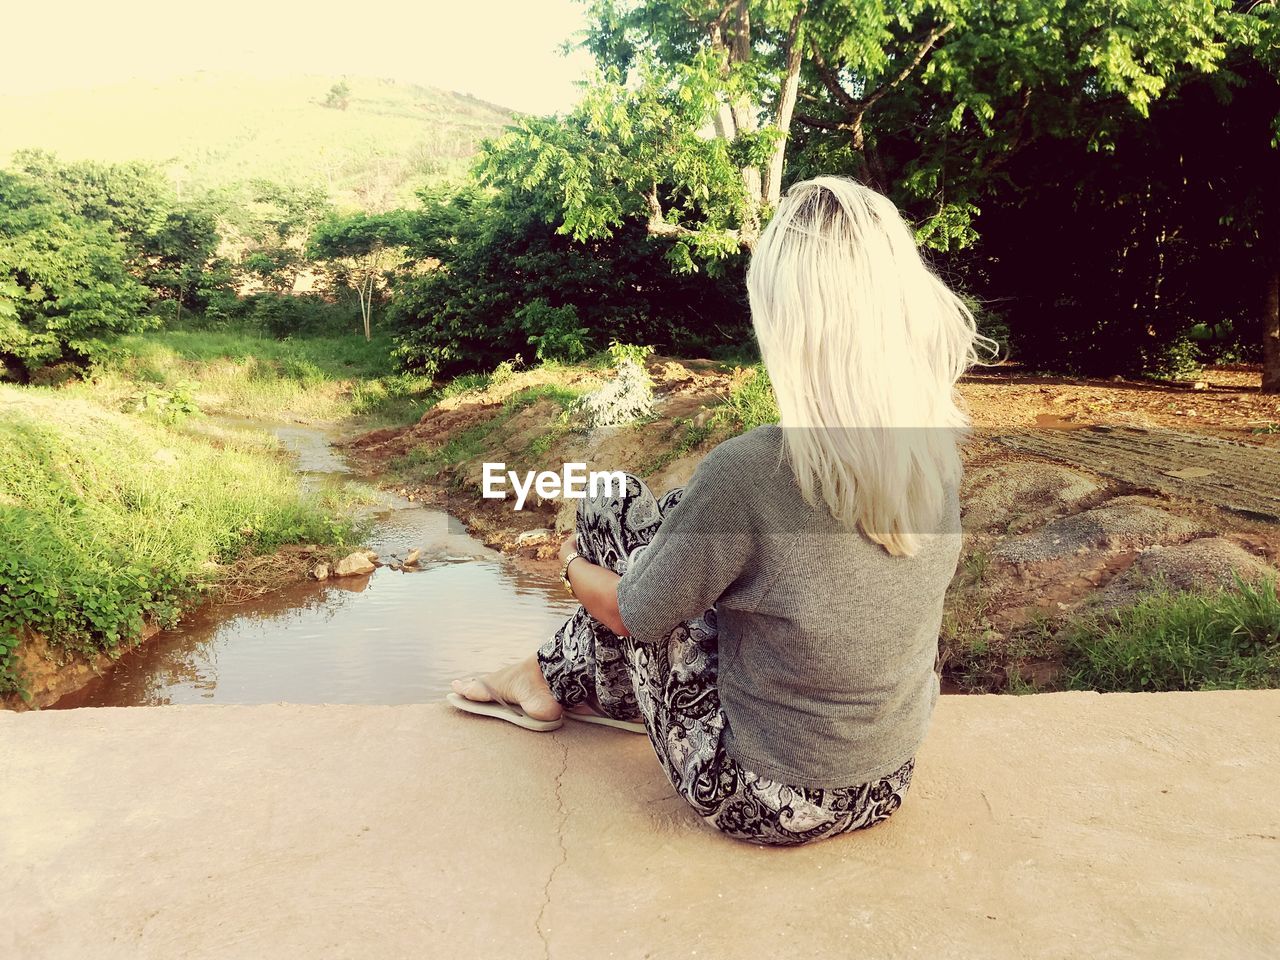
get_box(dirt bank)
[346,359,1280,693]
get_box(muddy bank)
[346,358,1280,693]
[3,626,162,711]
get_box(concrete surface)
[2,691,1278,960]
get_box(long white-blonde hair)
[747,176,988,557]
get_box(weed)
[713,365,779,433]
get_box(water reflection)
[52,420,577,709]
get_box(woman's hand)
[556,534,628,636]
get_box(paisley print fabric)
[537,473,914,847]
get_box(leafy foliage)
[0,170,150,380]
[388,186,747,378]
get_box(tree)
[439,0,1276,381]
[309,211,408,341]
[324,81,352,111]
[144,202,227,324]
[241,180,331,293]
[10,150,170,266]
[478,0,814,266]
[0,172,148,381]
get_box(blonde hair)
[747,176,990,557]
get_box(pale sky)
[2,0,594,114]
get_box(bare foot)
[451,654,563,722]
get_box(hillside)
[0,73,516,207]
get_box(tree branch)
[644,185,752,250]
[862,22,955,112]
[794,112,855,132]
[808,41,861,113]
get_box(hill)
[0,73,516,208]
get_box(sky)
[2,0,594,114]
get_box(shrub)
[0,171,150,381]
[574,358,654,427]
[518,300,590,363]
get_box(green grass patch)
[0,385,361,697]
[1063,578,1280,691]
[714,364,779,433]
[79,330,436,424]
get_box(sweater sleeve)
[615,443,753,643]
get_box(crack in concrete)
[535,737,570,960]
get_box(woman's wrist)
[560,552,583,594]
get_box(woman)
[449,176,984,846]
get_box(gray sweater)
[616,425,961,789]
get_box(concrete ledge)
[2,691,1278,959]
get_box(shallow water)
[52,421,577,708]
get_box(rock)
[334,552,376,577]
[403,549,420,567]
[362,550,381,564]
[962,463,1101,535]
[993,497,1204,565]
[312,563,330,581]
[515,528,554,547]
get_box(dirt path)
[994,425,1280,520]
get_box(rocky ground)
[345,359,1280,692]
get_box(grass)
[78,330,436,424]
[1063,577,1280,691]
[714,364,779,432]
[0,73,512,207]
[0,385,362,698]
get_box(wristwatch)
[560,551,581,595]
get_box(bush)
[1142,336,1204,382]
[389,187,748,379]
[200,292,361,339]
[0,170,150,381]
[574,358,654,427]
[518,300,590,363]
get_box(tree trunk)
[1263,263,1279,394]
[764,9,806,206]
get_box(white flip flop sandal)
[446,679,564,732]
[564,710,647,735]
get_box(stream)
[51,420,578,708]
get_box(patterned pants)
[537,473,914,846]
